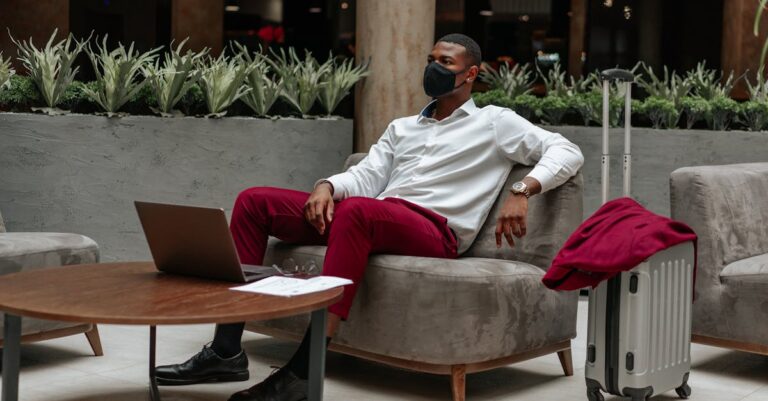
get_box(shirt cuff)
[525,165,557,194]
[319,173,354,201]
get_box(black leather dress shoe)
[229,368,307,401]
[155,345,249,385]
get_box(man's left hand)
[495,193,529,248]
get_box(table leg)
[1,314,21,401]
[149,325,161,401]
[307,308,327,401]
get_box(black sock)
[285,327,332,380]
[211,322,245,359]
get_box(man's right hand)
[304,182,334,235]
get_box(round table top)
[0,262,344,325]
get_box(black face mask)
[423,62,468,98]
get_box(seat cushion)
[0,232,100,275]
[720,253,768,281]
[252,241,578,365]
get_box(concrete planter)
[553,126,768,219]
[0,113,352,261]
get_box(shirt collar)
[417,98,479,123]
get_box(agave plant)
[479,62,534,98]
[268,48,331,116]
[142,38,207,116]
[0,52,14,92]
[83,36,161,115]
[232,42,283,117]
[318,56,370,116]
[745,70,768,102]
[197,53,253,117]
[637,63,691,107]
[755,0,768,70]
[685,61,739,100]
[538,62,569,97]
[8,28,89,111]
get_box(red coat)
[542,197,697,291]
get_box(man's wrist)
[317,180,335,195]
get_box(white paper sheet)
[230,276,352,297]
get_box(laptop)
[134,201,278,283]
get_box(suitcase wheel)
[586,389,604,401]
[675,383,692,399]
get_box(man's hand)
[304,182,334,235]
[495,193,529,248]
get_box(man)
[156,33,584,401]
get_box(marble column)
[354,0,436,152]
[172,0,224,55]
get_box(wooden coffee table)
[0,262,343,401]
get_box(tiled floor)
[2,298,767,400]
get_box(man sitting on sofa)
[155,33,584,401]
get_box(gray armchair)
[670,162,768,355]
[0,209,103,356]
[247,153,584,401]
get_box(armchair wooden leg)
[451,364,466,401]
[84,324,104,356]
[557,346,573,376]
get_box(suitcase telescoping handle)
[600,68,634,205]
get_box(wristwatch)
[510,181,531,198]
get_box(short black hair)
[436,33,482,67]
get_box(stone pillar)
[0,0,69,70]
[354,0,436,152]
[172,0,224,55]
[722,0,768,99]
[568,0,587,78]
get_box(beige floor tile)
[2,298,768,400]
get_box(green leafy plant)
[707,95,739,130]
[510,94,539,120]
[232,42,282,117]
[569,91,624,127]
[686,61,738,100]
[738,100,768,131]
[0,52,14,92]
[142,38,207,117]
[8,28,89,111]
[268,48,331,116]
[318,56,370,116]
[479,62,534,98]
[83,36,161,115]
[637,96,680,129]
[0,74,42,110]
[197,53,253,117]
[537,95,569,125]
[680,96,711,129]
[472,88,511,108]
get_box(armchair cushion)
[0,232,99,275]
[720,253,768,281]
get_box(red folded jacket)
[543,197,697,291]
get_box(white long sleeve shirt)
[323,98,584,254]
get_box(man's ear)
[467,65,480,83]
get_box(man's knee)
[235,186,280,207]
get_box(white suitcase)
[584,69,694,401]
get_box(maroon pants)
[230,187,458,319]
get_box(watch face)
[512,182,526,192]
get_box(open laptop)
[134,201,277,283]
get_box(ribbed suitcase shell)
[585,241,694,400]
